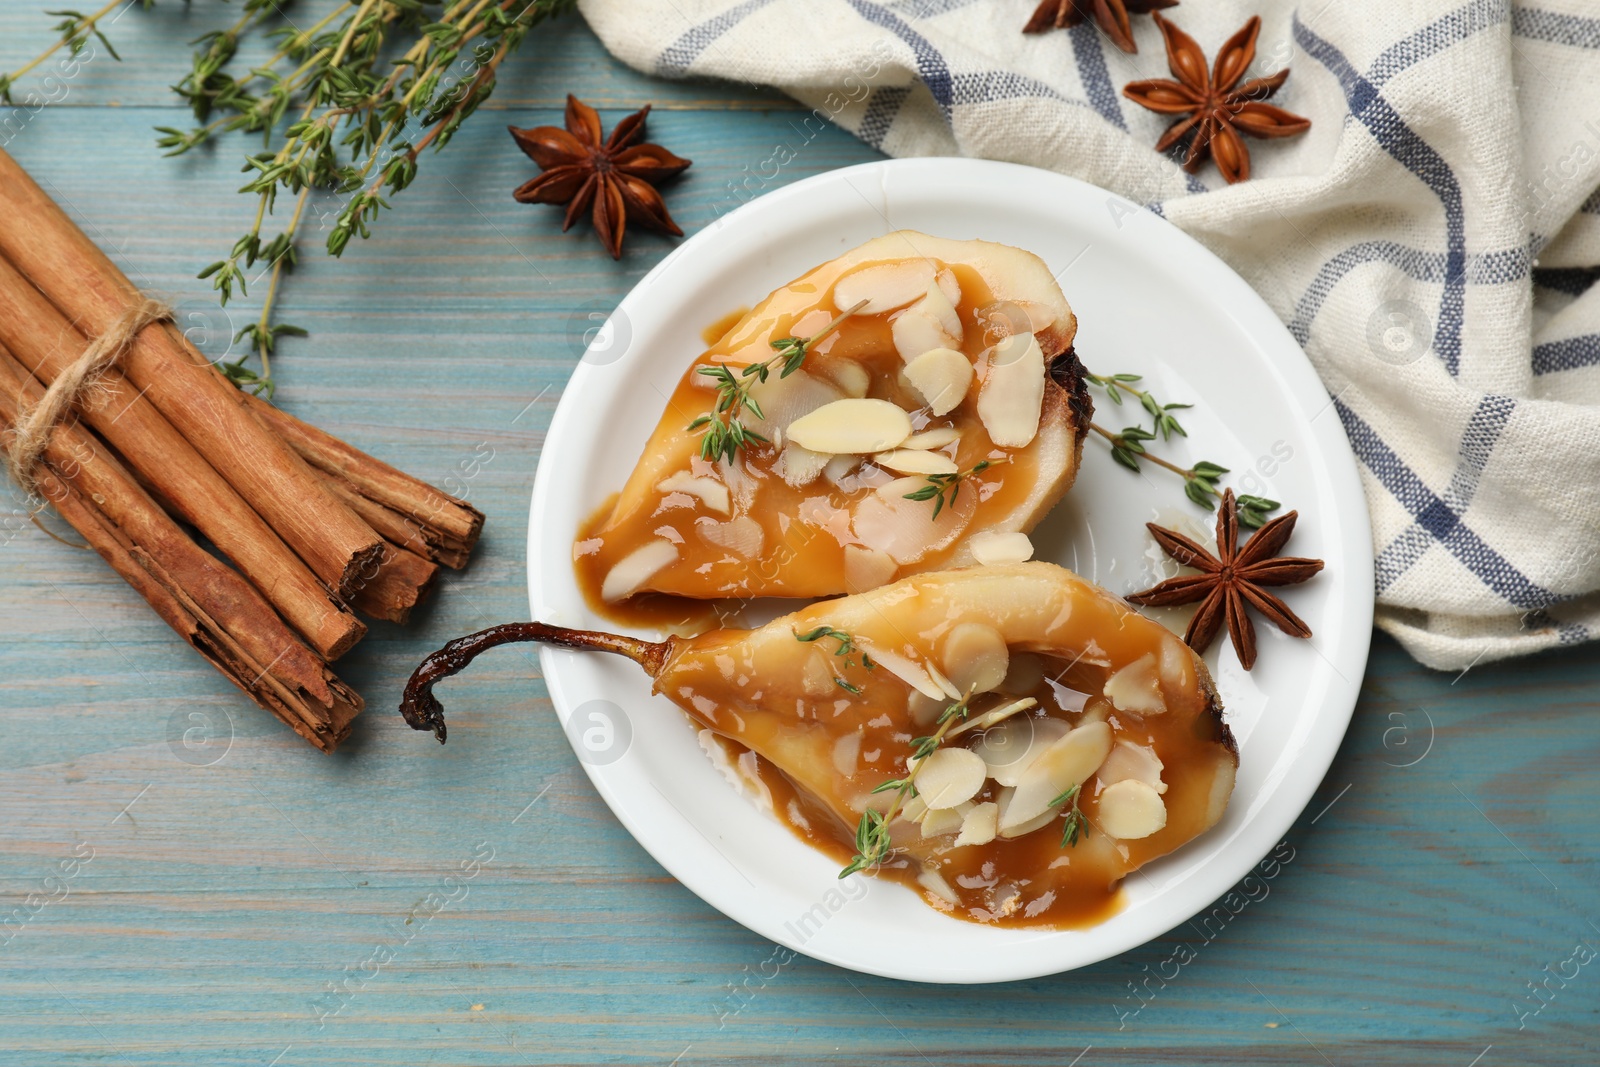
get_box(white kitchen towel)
[579,0,1600,672]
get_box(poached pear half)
[402,562,1237,927]
[576,231,1093,606]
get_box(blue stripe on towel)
[1295,20,1469,377]
[1335,399,1557,609]
[858,87,911,148]
[1532,335,1600,374]
[847,0,955,115]
[657,0,780,75]
[1069,21,1126,131]
[1368,0,1506,87]
[1532,267,1600,295]
[1512,7,1600,49]
[1289,241,1531,347]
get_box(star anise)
[1126,490,1324,670]
[1024,0,1178,53]
[509,95,692,259]
[1122,14,1311,184]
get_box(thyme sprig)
[839,689,975,879]
[1052,784,1088,848]
[689,300,866,463]
[4,0,578,395]
[1086,370,1281,529]
[0,0,140,105]
[903,458,1002,518]
[795,625,876,695]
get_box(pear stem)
[398,622,672,743]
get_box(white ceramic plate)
[527,158,1373,983]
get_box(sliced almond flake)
[823,453,863,487]
[945,697,1038,740]
[872,448,958,476]
[920,281,963,341]
[786,398,912,455]
[774,443,830,488]
[655,471,730,515]
[998,721,1113,832]
[917,867,960,905]
[955,801,998,847]
[971,714,1067,787]
[915,748,986,808]
[994,785,1060,840]
[1097,739,1167,794]
[875,475,931,500]
[843,545,897,592]
[976,332,1045,447]
[1096,779,1167,840]
[833,260,937,315]
[599,539,678,601]
[940,621,1009,697]
[822,358,871,398]
[1103,653,1166,716]
[902,426,960,451]
[920,806,965,839]
[925,662,964,701]
[892,305,957,364]
[904,347,973,418]
[969,530,1034,566]
[862,644,946,701]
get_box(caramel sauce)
[651,567,1235,929]
[703,699,1129,930]
[701,306,751,347]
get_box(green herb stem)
[1086,363,1285,530]
[0,0,129,103]
[690,299,866,463]
[902,458,1001,518]
[15,0,579,395]
[839,689,974,879]
[1051,784,1088,848]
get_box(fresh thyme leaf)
[1087,366,1286,530]
[1235,494,1281,530]
[903,459,998,518]
[796,626,857,653]
[840,809,890,878]
[797,625,872,697]
[839,690,976,879]
[689,300,866,461]
[1050,784,1088,848]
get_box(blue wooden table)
[1,9,1596,1065]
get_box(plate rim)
[527,156,1374,983]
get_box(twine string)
[3,298,172,497]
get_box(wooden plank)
[1,15,1598,1067]
[0,3,800,111]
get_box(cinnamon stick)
[347,542,439,624]
[0,345,361,751]
[0,253,367,661]
[0,146,385,597]
[241,392,484,569]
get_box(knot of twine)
[4,298,173,498]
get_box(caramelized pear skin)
[401,562,1237,927]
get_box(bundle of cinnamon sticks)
[0,147,483,753]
